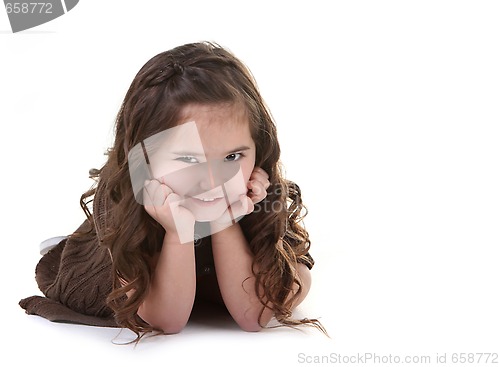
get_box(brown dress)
[19,219,314,327]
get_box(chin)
[194,216,217,223]
[192,208,227,223]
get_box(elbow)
[237,319,262,332]
[138,308,189,335]
[158,320,188,335]
[229,303,272,333]
[233,312,264,332]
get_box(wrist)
[210,220,240,238]
[164,226,195,245]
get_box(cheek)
[241,160,255,184]
[221,160,254,202]
[151,161,184,179]
[240,151,256,183]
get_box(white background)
[1,1,499,366]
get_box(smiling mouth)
[195,197,223,202]
[189,196,225,207]
[191,189,224,202]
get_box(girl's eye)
[176,156,199,164]
[224,153,243,162]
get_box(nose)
[199,160,216,191]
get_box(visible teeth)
[193,196,223,202]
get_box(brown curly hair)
[75,42,326,341]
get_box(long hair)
[74,42,325,341]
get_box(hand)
[247,167,270,205]
[143,179,196,244]
[210,167,270,233]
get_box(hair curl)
[74,42,326,341]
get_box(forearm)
[211,223,312,331]
[138,232,196,333]
[211,223,267,331]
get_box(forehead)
[178,103,250,133]
[155,103,254,156]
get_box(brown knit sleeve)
[19,219,118,327]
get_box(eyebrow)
[171,150,205,157]
[226,145,251,154]
[172,146,251,156]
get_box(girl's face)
[147,103,256,222]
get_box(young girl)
[20,41,325,341]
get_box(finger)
[263,180,271,190]
[143,180,164,207]
[241,194,254,215]
[249,171,271,190]
[253,167,269,180]
[166,192,182,206]
[229,195,254,219]
[145,180,177,207]
[254,177,271,191]
[247,180,263,198]
[249,169,267,182]
[247,180,268,204]
[161,183,174,198]
[248,177,268,192]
